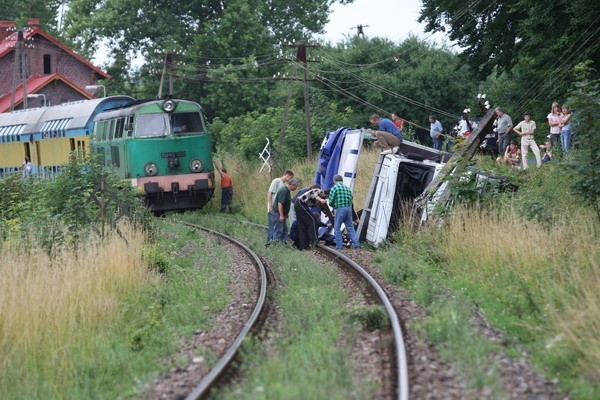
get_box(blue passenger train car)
[0,96,135,178]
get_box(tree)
[310,36,479,144]
[61,0,354,120]
[567,63,600,220]
[418,0,600,81]
[0,0,61,33]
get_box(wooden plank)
[411,109,497,221]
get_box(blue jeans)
[266,211,278,244]
[561,127,572,152]
[334,206,360,249]
[267,211,288,244]
[433,136,443,150]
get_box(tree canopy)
[0,0,61,32]
[418,0,600,80]
[60,0,353,120]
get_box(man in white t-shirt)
[513,112,541,169]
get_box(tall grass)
[440,205,600,390]
[0,225,159,398]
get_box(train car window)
[110,146,120,167]
[93,121,102,141]
[101,121,108,141]
[172,112,204,135]
[94,121,101,141]
[135,114,169,138]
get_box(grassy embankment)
[0,222,234,399]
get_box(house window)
[43,54,51,74]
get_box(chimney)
[27,18,41,28]
[0,20,16,41]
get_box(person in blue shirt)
[429,115,445,151]
[369,114,402,155]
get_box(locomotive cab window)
[114,117,125,139]
[172,112,204,135]
[135,114,169,138]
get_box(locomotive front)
[92,99,215,212]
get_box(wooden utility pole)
[158,52,174,98]
[276,42,320,161]
[296,43,313,160]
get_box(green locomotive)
[91,98,215,212]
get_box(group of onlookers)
[494,102,573,169]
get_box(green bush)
[0,154,151,249]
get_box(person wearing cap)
[513,112,541,169]
[369,114,402,155]
[328,175,360,249]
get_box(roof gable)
[0,73,93,113]
[0,26,110,80]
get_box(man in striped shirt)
[328,175,361,249]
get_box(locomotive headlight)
[162,99,176,113]
[189,158,203,173]
[144,162,159,176]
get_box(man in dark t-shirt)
[270,178,298,244]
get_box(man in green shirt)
[270,178,298,244]
[266,170,294,245]
[328,175,360,249]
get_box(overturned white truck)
[357,108,506,247]
[315,109,506,248]
[356,143,449,247]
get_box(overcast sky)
[318,0,444,44]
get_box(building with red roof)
[0,18,110,112]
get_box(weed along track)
[140,222,270,399]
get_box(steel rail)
[316,244,409,400]
[199,215,409,398]
[182,223,268,400]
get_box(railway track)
[315,243,409,400]
[181,222,269,400]
[155,216,565,400]
[160,219,408,399]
